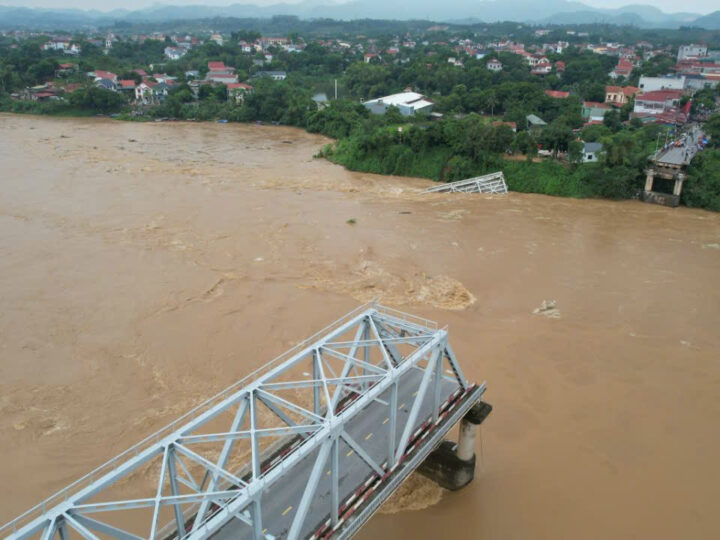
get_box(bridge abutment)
[418,401,492,490]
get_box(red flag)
[682,100,692,114]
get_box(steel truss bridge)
[421,171,508,194]
[2,303,486,540]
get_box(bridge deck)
[212,369,459,539]
[653,124,704,167]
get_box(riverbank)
[3,103,718,211]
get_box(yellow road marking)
[399,403,406,410]
[365,432,373,440]
[382,417,389,425]
[326,469,331,475]
[263,529,267,534]
[282,505,293,516]
[412,391,418,397]
[346,449,354,457]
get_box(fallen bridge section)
[2,303,489,540]
[421,171,508,194]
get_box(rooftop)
[364,91,433,109]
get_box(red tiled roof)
[227,83,253,90]
[94,70,116,80]
[208,61,226,70]
[118,80,136,88]
[637,89,683,102]
[584,101,610,109]
[492,121,517,129]
[545,90,570,98]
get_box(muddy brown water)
[1,114,719,539]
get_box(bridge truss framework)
[2,303,483,540]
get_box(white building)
[164,46,186,60]
[362,92,433,116]
[582,142,603,163]
[638,76,686,93]
[677,44,708,61]
[486,58,503,72]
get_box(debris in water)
[533,299,561,318]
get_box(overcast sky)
[1,0,716,15]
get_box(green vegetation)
[1,19,719,210]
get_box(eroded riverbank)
[1,114,719,538]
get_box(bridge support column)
[644,169,655,192]
[418,401,492,491]
[673,173,685,197]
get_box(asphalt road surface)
[211,367,459,539]
[655,124,703,166]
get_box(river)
[1,114,719,539]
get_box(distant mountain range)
[0,1,718,30]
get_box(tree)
[683,149,720,211]
[704,114,720,148]
[68,87,126,113]
[568,140,584,164]
[603,108,622,132]
[541,119,573,157]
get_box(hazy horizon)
[0,0,717,16]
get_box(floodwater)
[1,114,719,539]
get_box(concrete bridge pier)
[418,401,492,490]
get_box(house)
[206,72,239,84]
[134,81,173,104]
[164,46,186,60]
[185,70,200,80]
[135,81,158,104]
[117,80,136,93]
[364,53,380,63]
[531,62,552,76]
[94,78,117,91]
[633,90,683,115]
[609,58,634,79]
[486,58,502,72]
[227,82,253,104]
[210,33,224,46]
[42,37,71,51]
[605,85,639,105]
[363,91,433,116]
[555,61,566,74]
[638,76,685,93]
[92,70,117,83]
[526,114,547,135]
[582,101,610,122]
[582,142,603,163]
[207,62,235,75]
[206,62,237,83]
[251,71,287,81]
[545,90,570,99]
